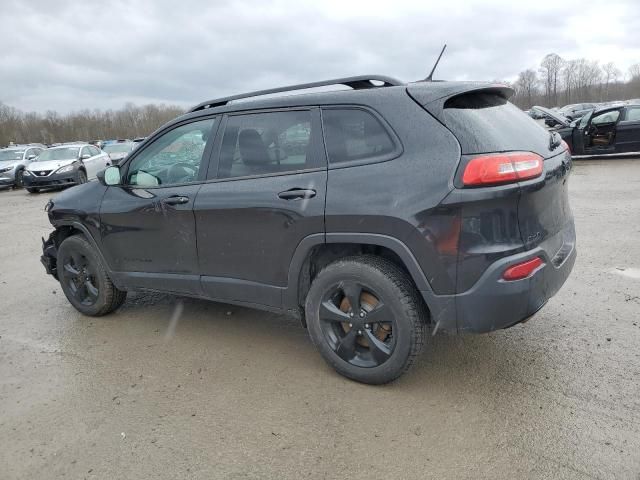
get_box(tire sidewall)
[305,260,417,383]
[57,236,110,316]
[77,170,87,184]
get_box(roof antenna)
[424,44,447,81]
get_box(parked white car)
[23,144,111,193]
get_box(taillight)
[462,152,543,187]
[502,257,544,281]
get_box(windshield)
[578,111,593,129]
[103,143,133,154]
[0,150,24,161]
[36,147,79,161]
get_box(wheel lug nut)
[358,330,362,335]
[365,324,370,328]
[359,312,365,318]
[348,323,353,328]
[349,313,354,318]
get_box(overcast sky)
[2,0,639,113]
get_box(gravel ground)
[0,159,639,479]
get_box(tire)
[57,235,126,316]
[14,169,24,188]
[26,187,39,194]
[305,255,426,384]
[76,169,87,184]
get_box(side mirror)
[81,154,91,160]
[100,166,122,186]
[27,154,37,160]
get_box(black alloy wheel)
[319,281,396,368]
[60,250,100,306]
[305,256,426,384]
[57,235,127,316]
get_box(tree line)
[510,53,640,109]
[0,102,185,147]
[3,54,640,147]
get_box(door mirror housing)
[100,166,122,186]
[81,154,91,160]
[27,154,37,160]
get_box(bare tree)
[539,53,564,106]
[602,62,621,101]
[515,69,539,107]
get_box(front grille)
[35,170,52,176]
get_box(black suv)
[41,75,576,384]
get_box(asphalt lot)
[1,159,639,479]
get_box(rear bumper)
[424,221,576,334]
[24,171,77,188]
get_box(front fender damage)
[40,231,60,280]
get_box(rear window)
[443,92,551,155]
[322,108,395,165]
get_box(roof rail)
[189,75,404,112]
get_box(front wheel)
[57,235,126,316]
[305,256,426,384]
[26,187,39,194]
[14,169,25,188]
[76,170,87,184]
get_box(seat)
[238,129,273,174]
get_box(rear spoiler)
[407,82,514,123]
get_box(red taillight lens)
[462,152,543,187]
[502,257,544,281]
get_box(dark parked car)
[534,104,640,155]
[40,75,576,384]
[544,103,597,127]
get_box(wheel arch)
[285,233,435,322]
[49,221,116,279]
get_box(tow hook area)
[40,233,58,280]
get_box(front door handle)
[162,195,190,205]
[278,188,316,200]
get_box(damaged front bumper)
[41,232,59,279]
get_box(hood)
[26,159,76,171]
[0,160,19,169]
[531,106,571,127]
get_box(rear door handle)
[162,195,190,205]
[278,188,316,200]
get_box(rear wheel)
[305,255,426,384]
[57,235,126,316]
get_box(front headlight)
[23,169,32,176]
[55,164,76,174]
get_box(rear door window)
[443,92,552,156]
[216,110,319,179]
[322,108,395,165]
